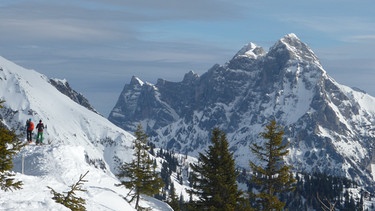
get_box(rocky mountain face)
[108,34,375,187]
[49,78,98,114]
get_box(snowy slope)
[0,56,172,210]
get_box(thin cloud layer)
[0,0,374,116]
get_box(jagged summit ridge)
[182,70,199,83]
[49,78,98,114]
[270,33,322,66]
[108,34,375,187]
[130,75,145,86]
[233,42,265,59]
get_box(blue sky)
[1,0,374,116]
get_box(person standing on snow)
[26,118,34,143]
[36,120,44,145]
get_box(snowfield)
[4,144,134,211]
[0,56,172,210]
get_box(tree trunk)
[135,193,140,209]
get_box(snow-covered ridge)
[233,42,265,59]
[49,77,97,113]
[0,56,133,162]
[0,56,172,210]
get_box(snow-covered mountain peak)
[283,33,299,40]
[109,34,375,188]
[269,33,321,67]
[182,70,200,83]
[233,42,265,60]
[130,75,145,86]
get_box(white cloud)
[0,18,123,42]
[342,34,375,43]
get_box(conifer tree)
[168,182,180,211]
[189,128,247,210]
[48,171,89,211]
[249,120,296,210]
[0,100,25,191]
[116,124,164,210]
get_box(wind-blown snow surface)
[0,56,172,210]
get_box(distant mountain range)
[109,33,375,188]
[2,32,375,209]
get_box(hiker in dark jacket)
[36,120,44,145]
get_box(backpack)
[28,121,34,131]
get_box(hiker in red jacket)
[26,118,34,143]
